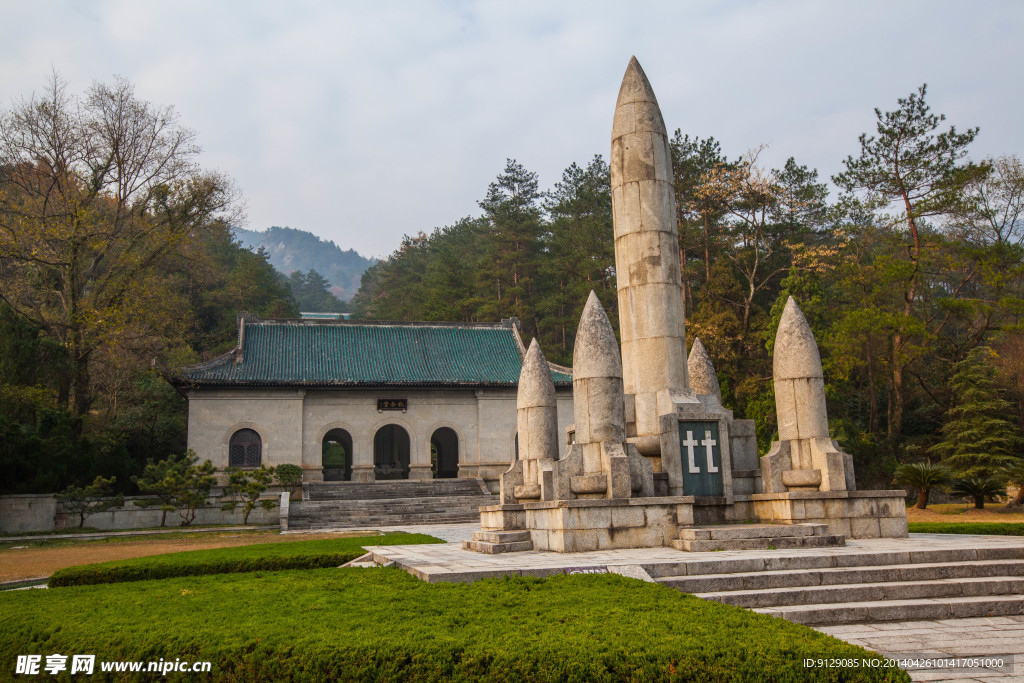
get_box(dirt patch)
[906,503,1024,523]
[0,531,371,583]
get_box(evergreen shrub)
[48,533,440,587]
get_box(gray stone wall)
[0,494,280,533]
[0,495,57,533]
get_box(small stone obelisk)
[544,291,654,500]
[499,339,559,503]
[573,291,628,477]
[610,56,689,456]
[687,338,721,402]
[762,297,854,492]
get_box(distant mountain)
[232,226,375,301]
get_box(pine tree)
[539,155,615,363]
[932,347,1020,477]
[478,159,544,335]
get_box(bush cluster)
[48,533,440,587]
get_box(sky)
[1,1,1022,259]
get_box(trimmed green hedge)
[3,569,907,682]
[48,532,441,587]
[909,522,1024,536]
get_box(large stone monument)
[465,57,906,554]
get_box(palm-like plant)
[1002,460,1024,507]
[893,462,953,509]
[950,477,1007,510]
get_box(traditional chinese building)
[168,314,574,492]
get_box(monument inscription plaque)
[679,420,722,496]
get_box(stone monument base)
[751,490,908,539]
[471,496,748,553]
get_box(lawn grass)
[1,568,908,682]
[48,532,442,587]
[908,522,1024,536]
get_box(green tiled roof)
[170,318,573,388]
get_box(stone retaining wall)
[0,493,281,533]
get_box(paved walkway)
[816,617,1023,682]
[364,533,1024,583]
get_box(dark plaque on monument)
[377,398,407,411]
[678,420,723,496]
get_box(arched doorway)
[431,427,459,479]
[374,425,410,480]
[229,429,262,468]
[322,429,352,481]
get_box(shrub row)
[908,522,1024,536]
[48,532,441,587]
[4,570,908,682]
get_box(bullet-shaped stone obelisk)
[687,337,721,401]
[611,56,688,455]
[773,296,829,451]
[573,291,626,474]
[517,339,560,463]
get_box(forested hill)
[233,226,375,301]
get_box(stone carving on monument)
[463,56,907,554]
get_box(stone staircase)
[655,545,1024,625]
[287,479,497,529]
[671,523,845,551]
[463,530,534,554]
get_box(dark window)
[229,429,262,468]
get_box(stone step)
[697,576,1024,609]
[657,545,1024,626]
[472,530,531,544]
[678,523,827,541]
[287,491,489,528]
[306,479,490,501]
[643,546,1024,579]
[659,559,1024,593]
[289,515,482,530]
[297,496,497,509]
[462,536,534,554]
[754,594,1024,625]
[671,534,845,552]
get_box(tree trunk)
[974,495,985,509]
[866,343,879,435]
[888,348,905,441]
[71,345,91,419]
[703,215,711,283]
[915,488,929,509]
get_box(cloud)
[1,0,1022,259]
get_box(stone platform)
[366,534,1024,627]
[752,490,908,538]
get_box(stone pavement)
[364,531,1024,584]
[816,617,1023,682]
